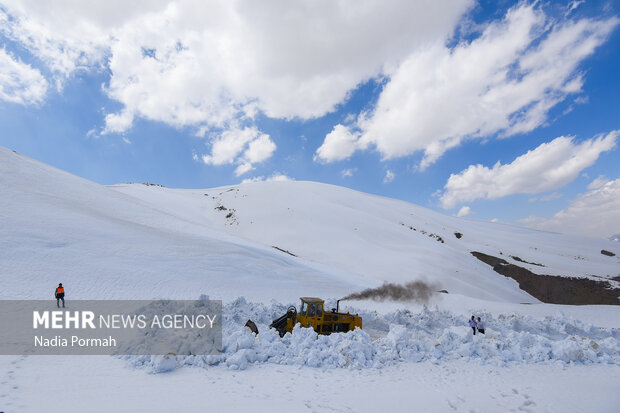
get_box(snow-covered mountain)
[1,146,618,304]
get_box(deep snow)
[122,297,619,373]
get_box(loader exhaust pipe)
[331,299,343,313]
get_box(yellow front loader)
[269,297,362,337]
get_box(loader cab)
[298,297,324,332]
[299,297,324,318]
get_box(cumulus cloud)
[319,4,618,168]
[519,178,620,238]
[244,134,276,164]
[200,127,276,176]
[3,3,157,62]
[315,124,364,163]
[439,130,618,209]
[456,206,473,217]
[234,134,277,176]
[0,48,48,105]
[234,162,254,177]
[103,110,134,134]
[4,1,618,180]
[0,0,472,135]
[201,127,258,166]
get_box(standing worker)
[55,283,65,308]
[477,317,485,334]
[468,315,477,335]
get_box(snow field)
[3,355,618,413]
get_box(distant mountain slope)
[110,177,619,304]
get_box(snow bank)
[124,297,619,372]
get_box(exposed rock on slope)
[471,252,619,305]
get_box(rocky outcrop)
[471,251,619,305]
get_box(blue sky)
[0,0,618,238]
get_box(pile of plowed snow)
[122,298,619,372]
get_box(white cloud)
[266,173,292,182]
[0,48,48,105]
[456,206,472,217]
[0,1,160,83]
[439,130,618,209]
[240,177,262,184]
[241,173,293,184]
[0,0,473,136]
[234,162,254,177]
[587,175,610,190]
[341,168,357,178]
[202,127,257,166]
[519,178,620,238]
[383,170,395,183]
[490,218,499,223]
[319,4,618,167]
[201,126,276,176]
[243,134,276,164]
[4,1,618,180]
[315,124,363,163]
[103,110,134,134]
[235,132,276,176]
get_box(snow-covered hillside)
[0,147,371,301]
[1,146,618,304]
[110,174,619,303]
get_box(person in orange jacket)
[55,283,65,308]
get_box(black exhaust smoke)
[341,281,438,304]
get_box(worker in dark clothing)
[468,315,477,335]
[55,283,65,308]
